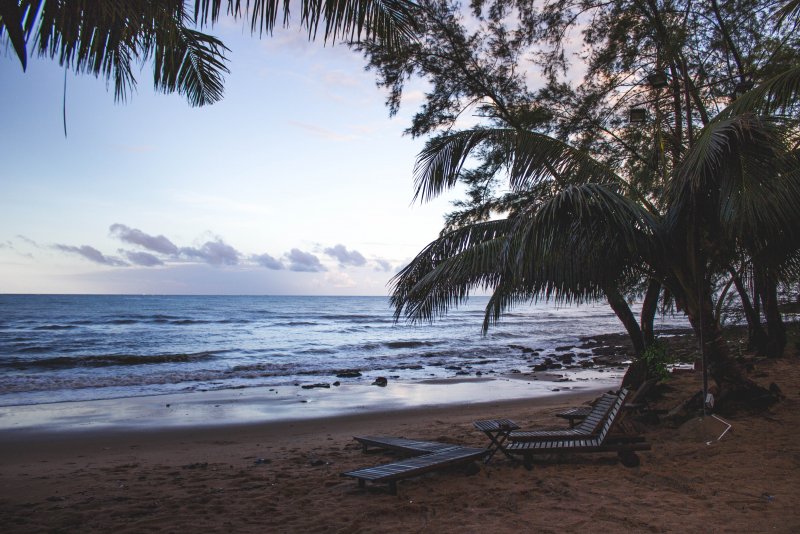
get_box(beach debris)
[309,459,327,467]
[372,376,388,387]
[165,404,170,408]
[254,458,271,465]
[333,381,341,386]
[301,383,330,389]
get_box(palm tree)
[392,74,800,402]
[0,0,419,106]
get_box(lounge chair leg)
[388,481,397,495]
[618,451,640,468]
[523,454,533,471]
[358,479,365,489]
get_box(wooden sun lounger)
[504,388,651,469]
[353,436,456,455]
[556,379,658,427]
[472,393,618,463]
[341,445,486,494]
[507,392,618,442]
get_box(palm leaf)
[392,183,657,331]
[193,0,420,48]
[154,26,230,106]
[720,65,800,119]
[776,0,800,26]
[0,0,29,69]
[391,218,516,320]
[413,127,627,203]
[2,0,416,107]
[666,114,800,277]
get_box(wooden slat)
[342,446,486,485]
[354,436,454,455]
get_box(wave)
[13,346,54,354]
[33,324,78,331]
[383,340,444,349]
[1,351,218,370]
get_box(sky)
[0,20,463,296]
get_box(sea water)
[0,294,688,406]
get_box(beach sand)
[1,354,799,532]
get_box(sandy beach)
[1,346,799,533]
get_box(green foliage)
[640,340,674,382]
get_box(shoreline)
[0,371,622,433]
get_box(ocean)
[0,294,689,406]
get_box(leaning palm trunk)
[759,271,787,358]
[729,267,769,353]
[604,285,645,357]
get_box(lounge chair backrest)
[573,393,617,434]
[597,388,631,443]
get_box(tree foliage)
[367,0,800,397]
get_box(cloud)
[16,235,40,247]
[286,249,327,272]
[110,224,179,255]
[253,253,284,270]
[373,259,393,272]
[324,244,366,267]
[123,250,164,267]
[181,239,240,266]
[55,244,127,266]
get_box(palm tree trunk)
[760,273,786,358]
[605,286,645,356]
[640,279,661,348]
[728,267,768,353]
[679,290,775,406]
[605,286,649,388]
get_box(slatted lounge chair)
[508,392,618,441]
[504,388,651,469]
[353,436,456,455]
[341,445,486,494]
[556,379,657,427]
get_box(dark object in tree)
[647,72,669,89]
[629,107,647,123]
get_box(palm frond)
[0,0,30,69]
[776,0,800,27]
[391,218,516,321]
[194,0,420,48]
[413,127,626,203]
[720,65,800,119]
[154,27,229,107]
[666,114,800,276]
[1,0,416,107]
[392,183,657,331]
